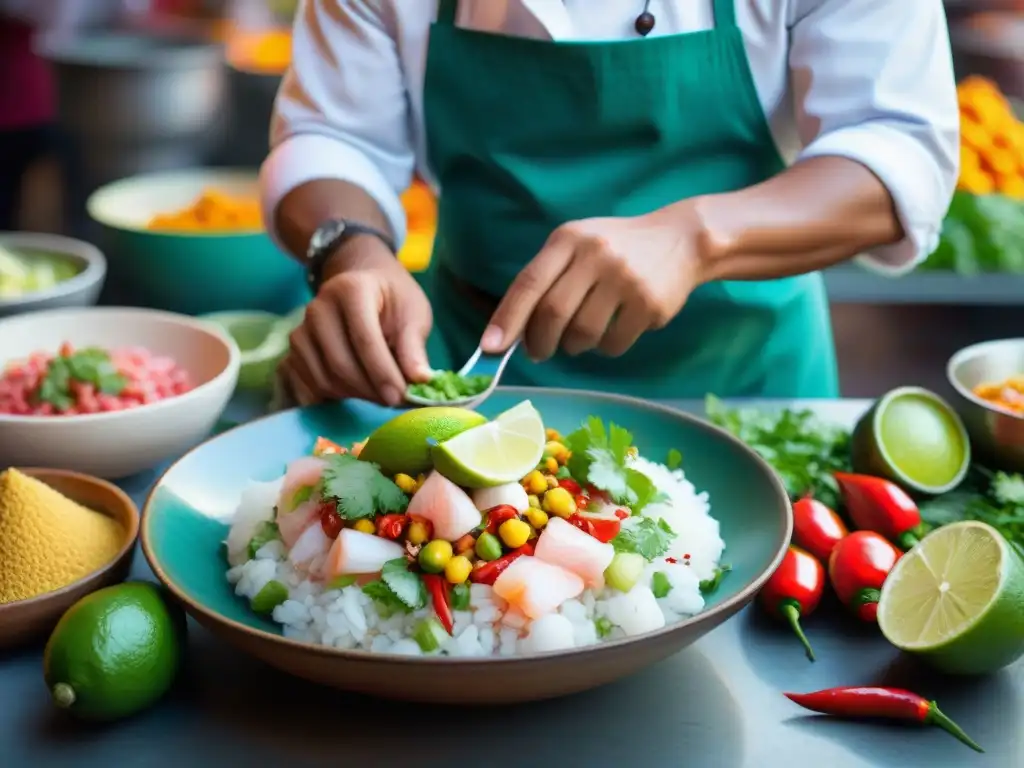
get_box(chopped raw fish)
[325,528,405,578]
[493,556,584,619]
[471,482,529,514]
[276,499,320,548]
[289,522,332,574]
[534,517,615,588]
[519,613,575,654]
[604,585,666,636]
[405,471,482,541]
[277,456,326,510]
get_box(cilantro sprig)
[321,453,409,520]
[35,347,127,410]
[611,517,676,561]
[362,558,427,613]
[918,467,1024,557]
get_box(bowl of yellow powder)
[0,467,139,651]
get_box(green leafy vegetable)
[651,571,673,599]
[362,579,413,614]
[666,449,682,470]
[705,394,851,510]
[594,616,614,638]
[918,468,1024,553]
[321,453,409,520]
[406,371,493,402]
[246,521,281,559]
[450,582,471,611]
[35,347,127,410]
[699,564,732,595]
[326,574,358,590]
[380,558,427,611]
[922,192,1024,274]
[251,580,288,614]
[611,517,676,561]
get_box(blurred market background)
[4,0,1024,397]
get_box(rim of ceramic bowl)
[86,168,266,239]
[946,337,1024,422]
[140,387,794,665]
[0,467,140,616]
[0,306,241,425]
[40,30,223,70]
[0,232,107,310]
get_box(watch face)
[308,220,347,261]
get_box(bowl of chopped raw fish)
[142,389,791,704]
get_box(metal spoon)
[404,340,520,410]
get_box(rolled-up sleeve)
[260,0,412,248]
[788,0,960,275]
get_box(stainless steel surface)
[43,32,227,192]
[947,338,1024,471]
[0,232,106,318]
[0,395,1020,768]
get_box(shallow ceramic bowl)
[87,168,309,316]
[199,310,300,392]
[0,468,139,651]
[0,232,107,318]
[947,338,1024,472]
[0,307,240,479]
[142,388,792,704]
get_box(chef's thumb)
[394,320,433,384]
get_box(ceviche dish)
[225,400,727,657]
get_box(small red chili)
[792,497,849,562]
[485,505,520,534]
[784,687,983,753]
[469,543,535,586]
[569,514,620,543]
[833,472,922,550]
[319,503,343,539]
[828,530,901,622]
[613,508,629,520]
[558,478,582,495]
[376,513,409,540]
[422,574,454,634]
[759,546,825,662]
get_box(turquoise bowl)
[142,388,791,704]
[87,169,310,316]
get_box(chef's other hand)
[481,207,706,361]
[281,239,433,407]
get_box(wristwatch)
[305,219,396,294]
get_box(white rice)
[224,457,725,657]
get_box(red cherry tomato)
[828,531,902,622]
[319,504,343,539]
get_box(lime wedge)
[851,387,970,494]
[878,521,1024,674]
[358,406,488,476]
[431,400,545,488]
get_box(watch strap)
[306,220,396,294]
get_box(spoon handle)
[458,340,520,381]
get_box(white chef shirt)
[261,0,961,275]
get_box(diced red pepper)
[569,513,620,543]
[568,514,595,537]
[575,493,590,511]
[469,543,535,586]
[376,514,409,540]
[313,436,348,457]
[558,478,582,495]
[586,485,611,503]
[422,574,454,634]
[485,505,520,534]
[319,503,343,539]
[454,533,476,554]
[614,508,629,520]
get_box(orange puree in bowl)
[973,375,1024,414]
[147,189,264,233]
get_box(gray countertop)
[1,398,1021,768]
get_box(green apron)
[421,0,839,399]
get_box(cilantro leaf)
[34,347,127,410]
[651,571,672,599]
[611,517,676,561]
[587,448,631,501]
[992,472,1024,506]
[666,449,682,470]
[699,564,731,595]
[625,468,666,516]
[321,454,409,520]
[381,558,427,610]
[361,580,411,614]
[594,616,613,638]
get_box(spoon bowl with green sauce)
[404,341,518,410]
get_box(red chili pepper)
[833,472,922,550]
[569,513,620,543]
[758,546,824,661]
[784,687,983,753]
[792,497,848,562]
[828,530,901,622]
[319,504,343,539]
[558,478,582,495]
[568,514,595,537]
[422,574,454,634]
[574,493,590,511]
[376,514,409,540]
[469,543,535,586]
[484,505,520,534]
[586,485,610,503]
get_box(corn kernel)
[542,486,577,519]
[523,470,547,495]
[527,494,541,509]
[444,555,473,585]
[499,518,532,549]
[545,475,558,490]
[406,520,430,545]
[394,473,418,494]
[415,473,427,491]
[353,519,376,534]
[545,428,563,442]
[525,507,549,530]
[545,441,569,464]
[544,457,558,473]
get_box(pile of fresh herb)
[362,558,426,614]
[921,191,1024,274]
[406,370,493,402]
[36,347,127,410]
[320,453,408,520]
[705,394,852,510]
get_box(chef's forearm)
[687,156,904,282]
[274,179,395,275]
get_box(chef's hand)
[481,206,707,360]
[281,238,433,407]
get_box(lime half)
[358,406,487,476]
[878,521,1024,675]
[431,400,545,488]
[851,387,970,495]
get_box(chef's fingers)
[392,302,434,385]
[334,285,407,407]
[280,354,319,407]
[561,278,622,357]
[288,324,335,399]
[598,297,651,358]
[482,232,575,354]
[305,294,378,402]
[524,261,597,361]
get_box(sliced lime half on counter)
[851,387,970,495]
[878,521,1024,675]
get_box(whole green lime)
[43,581,186,722]
[358,407,488,476]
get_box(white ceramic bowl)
[0,307,240,478]
[0,232,107,318]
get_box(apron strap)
[711,0,737,28]
[437,0,457,25]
